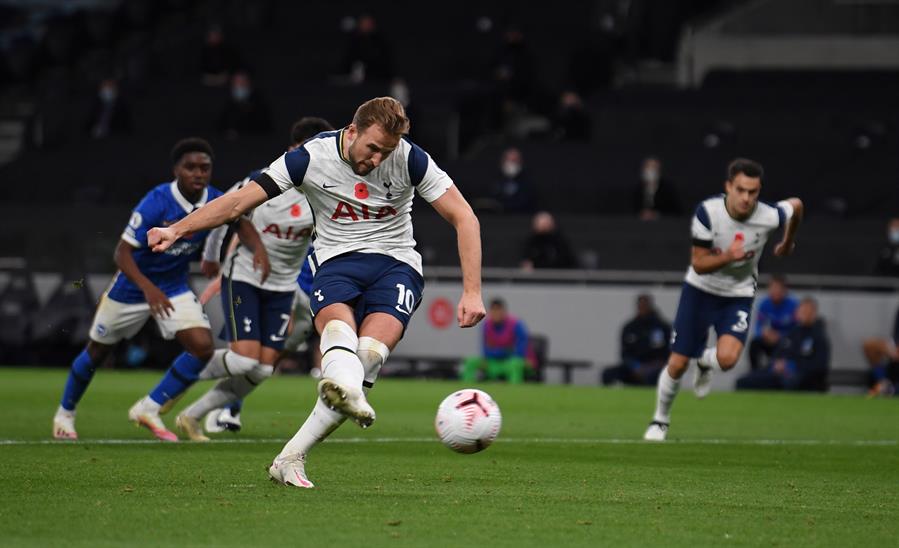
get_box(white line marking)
[1,438,895,446]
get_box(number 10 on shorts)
[395,283,415,316]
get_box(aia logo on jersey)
[262,224,312,240]
[712,246,755,261]
[331,201,397,221]
[355,182,369,199]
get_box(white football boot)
[693,364,713,399]
[204,409,227,433]
[269,454,314,488]
[317,379,375,428]
[128,398,178,442]
[643,421,669,442]
[52,408,78,440]
[175,413,210,442]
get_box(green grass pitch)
[0,367,897,547]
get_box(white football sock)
[184,364,274,419]
[198,349,258,380]
[277,397,346,459]
[140,395,161,413]
[320,320,364,389]
[698,347,722,371]
[652,367,681,424]
[357,336,389,393]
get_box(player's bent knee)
[320,319,359,353]
[357,336,390,388]
[717,352,740,370]
[226,352,259,376]
[247,363,274,385]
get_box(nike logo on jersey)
[322,183,338,189]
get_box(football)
[435,389,502,454]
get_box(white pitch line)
[0,437,895,446]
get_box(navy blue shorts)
[670,283,754,358]
[310,252,424,331]
[220,277,295,350]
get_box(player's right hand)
[144,285,175,318]
[457,293,486,328]
[727,233,747,262]
[148,226,177,253]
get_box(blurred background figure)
[737,298,831,392]
[602,294,671,386]
[521,211,578,270]
[873,218,899,277]
[338,14,394,84]
[633,156,682,220]
[861,305,899,397]
[462,298,532,384]
[200,24,240,87]
[217,71,272,139]
[748,275,799,371]
[482,146,536,214]
[85,76,133,140]
[552,90,591,142]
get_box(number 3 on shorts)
[395,283,415,316]
[732,310,749,333]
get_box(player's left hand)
[200,260,220,278]
[148,226,177,253]
[774,239,796,257]
[253,248,271,284]
[457,293,486,328]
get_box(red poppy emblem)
[290,204,301,217]
[355,182,369,199]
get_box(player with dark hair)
[52,138,264,441]
[147,97,485,487]
[173,117,335,441]
[644,158,804,441]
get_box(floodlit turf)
[1,367,897,547]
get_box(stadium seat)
[0,263,39,361]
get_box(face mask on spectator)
[502,161,522,178]
[99,87,117,103]
[889,228,899,244]
[642,167,659,185]
[232,86,250,101]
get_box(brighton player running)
[644,158,803,441]
[52,138,264,441]
[174,117,334,441]
[147,97,485,486]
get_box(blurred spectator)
[873,217,899,277]
[632,156,682,220]
[339,14,394,83]
[200,25,240,86]
[476,147,536,213]
[736,298,830,392]
[601,294,671,386]
[217,71,272,139]
[521,211,578,270]
[461,298,532,384]
[861,305,899,397]
[552,90,591,142]
[748,275,798,371]
[85,77,134,139]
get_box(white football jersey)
[261,129,453,275]
[204,179,314,292]
[685,194,794,298]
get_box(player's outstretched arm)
[430,186,486,328]
[775,198,803,257]
[691,234,746,275]
[148,182,269,253]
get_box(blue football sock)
[60,349,97,411]
[873,364,887,381]
[148,352,205,406]
[228,399,243,415]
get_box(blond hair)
[352,96,410,136]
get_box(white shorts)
[89,291,211,344]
